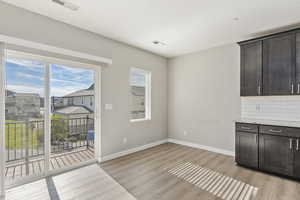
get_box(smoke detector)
[52,0,79,11]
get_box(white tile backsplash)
[241,96,300,121]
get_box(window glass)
[130,68,151,121]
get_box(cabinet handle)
[291,84,294,94]
[297,139,299,151]
[257,86,261,95]
[255,134,258,144]
[269,129,282,133]
[298,84,300,94]
[290,138,293,149]
[241,126,251,130]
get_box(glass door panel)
[50,64,95,171]
[5,58,45,185]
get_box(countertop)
[235,118,300,128]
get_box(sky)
[5,58,94,97]
[131,71,146,87]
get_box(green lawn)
[5,116,85,149]
[5,117,69,150]
[5,121,42,149]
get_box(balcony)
[5,117,94,183]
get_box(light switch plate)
[105,104,113,110]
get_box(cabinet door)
[294,138,300,178]
[263,34,296,95]
[296,33,300,95]
[259,134,293,176]
[240,41,262,96]
[236,131,258,168]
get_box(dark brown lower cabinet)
[294,138,300,178]
[236,122,300,179]
[236,131,258,168]
[259,134,294,176]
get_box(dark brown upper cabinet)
[240,41,262,96]
[296,33,300,95]
[238,28,300,96]
[263,34,296,95]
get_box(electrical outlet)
[123,137,127,144]
[183,131,187,136]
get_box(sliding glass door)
[3,52,99,186]
[5,57,46,185]
[50,64,95,171]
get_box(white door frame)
[0,49,102,192]
[0,43,6,198]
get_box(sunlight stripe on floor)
[168,162,258,200]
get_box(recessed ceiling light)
[153,40,166,46]
[52,0,79,11]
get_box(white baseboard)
[100,138,235,163]
[101,139,168,162]
[168,138,235,157]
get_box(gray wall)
[168,44,240,152]
[0,2,168,156]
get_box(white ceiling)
[3,0,300,57]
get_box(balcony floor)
[5,147,94,184]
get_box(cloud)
[51,78,88,87]
[16,72,44,81]
[51,64,94,83]
[6,58,44,72]
[50,86,87,97]
[7,84,90,97]
[131,71,146,87]
[7,84,44,96]
[55,65,91,73]
[6,62,94,97]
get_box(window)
[130,68,151,122]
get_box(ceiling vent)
[52,0,79,11]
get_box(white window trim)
[130,67,151,123]
[0,34,112,65]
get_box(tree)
[51,115,68,143]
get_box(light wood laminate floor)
[101,143,300,200]
[5,143,300,200]
[6,164,136,200]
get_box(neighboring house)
[5,91,41,121]
[54,105,93,118]
[5,90,15,96]
[52,84,94,118]
[131,86,145,119]
[52,84,145,119]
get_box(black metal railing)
[5,117,94,163]
[51,117,94,153]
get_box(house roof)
[54,105,93,115]
[64,89,94,97]
[131,86,145,96]
[5,90,15,96]
[64,84,94,97]
[13,93,40,97]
